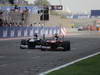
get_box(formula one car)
[20,33,42,49]
[41,34,71,51]
[20,33,71,51]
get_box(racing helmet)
[54,33,59,40]
[34,33,38,38]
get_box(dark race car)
[41,36,71,51]
[20,38,42,49]
[20,33,42,49]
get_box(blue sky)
[25,0,100,13]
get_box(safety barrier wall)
[0,26,60,38]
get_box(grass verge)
[47,54,100,75]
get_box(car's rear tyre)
[20,40,28,49]
[62,41,70,51]
[21,40,27,45]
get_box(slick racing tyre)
[62,41,70,51]
[21,40,27,45]
[20,40,28,49]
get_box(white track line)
[39,51,100,75]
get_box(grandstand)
[0,4,98,28]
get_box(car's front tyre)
[62,41,70,51]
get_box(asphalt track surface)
[0,32,100,75]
